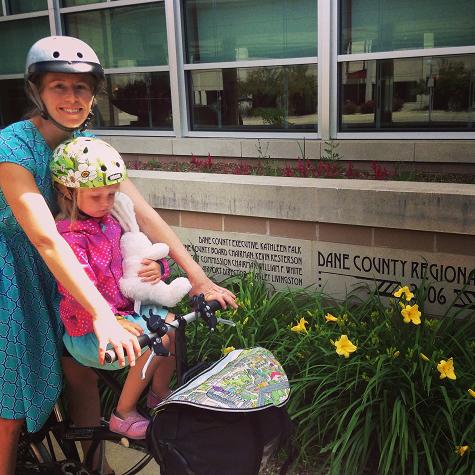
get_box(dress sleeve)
[0,130,37,175]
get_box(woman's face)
[39,72,94,129]
[77,184,119,219]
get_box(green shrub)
[186,272,475,475]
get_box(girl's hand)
[94,318,142,368]
[117,318,145,337]
[190,274,238,310]
[138,258,162,284]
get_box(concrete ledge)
[129,171,475,235]
[97,135,475,163]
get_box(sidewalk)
[58,439,160,474]
[104,441,160,474]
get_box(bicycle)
[15,295,233,475]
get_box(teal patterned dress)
[0,120,64,432]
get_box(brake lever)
[216,317,236,327]
[141,336,171,380]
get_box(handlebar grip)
[104,333,150,364]
[206,300,222,312]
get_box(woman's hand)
[190,274,238,309]
[93,318,142,368]
[138,258,162,284]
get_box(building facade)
[1,0,474,312]
[1,0,475,165]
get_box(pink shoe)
[146,389,170,409]
[109,411,150,439]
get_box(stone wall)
[129,170,475,317]
[99,135,475,169]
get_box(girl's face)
[40,72,94,129]
[76,184,119,219]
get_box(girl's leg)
[116,311,176,415]
[61,357,114,474]
[116,348,158,417]
[150,312,176,399]
[110,352,157,439]
[0,417,23,475]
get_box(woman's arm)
[0,163,141,366]
[120,179,237,308]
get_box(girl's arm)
[120,179,237,308]
[0,163,141,367]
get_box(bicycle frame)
[17,296,228,475]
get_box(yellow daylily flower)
[325,313,338,323]
[401,304,422,325]
[393,285,414,301]
[222,346,235,356]
[419,353,430,362]
[334,335,357,358]
[455,445,469,457]
[468,388,475,398]
[291,318,308,334]
[437,357,456,380]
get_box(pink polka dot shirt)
[56,215,134,336]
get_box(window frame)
[60,0,174,133]
[178,0,320,139]
[1,0,475,139]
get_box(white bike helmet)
[25,36,105,132]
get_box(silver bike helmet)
[25,36,105,132]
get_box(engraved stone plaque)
[175,228,475,317]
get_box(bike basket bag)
[146,347,293,475]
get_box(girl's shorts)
[63,305,169,370]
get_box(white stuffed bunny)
[111,192,191,308]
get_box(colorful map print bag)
[146,347,293,475]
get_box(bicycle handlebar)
[104,298,224,365]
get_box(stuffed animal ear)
[111,192,140,233]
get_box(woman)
[0,35,236,475]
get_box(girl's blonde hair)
[54,183,81,223]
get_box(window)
[6,0,47,14]
[340,55,475,131]
[338,0,475,133]
[185,0,317,63]
[189,65,317,131]
[0,17,50,74]
[63,4,168,68]
[61,0,106,6]
[94,72,172,129]
[340,0,475,54]
[63,2,172,129]
[1,0,474,137]
[183,0,318,132]
[0,79,31,128]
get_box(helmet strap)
[80,110,95,132]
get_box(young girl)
[51,136,174,439]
